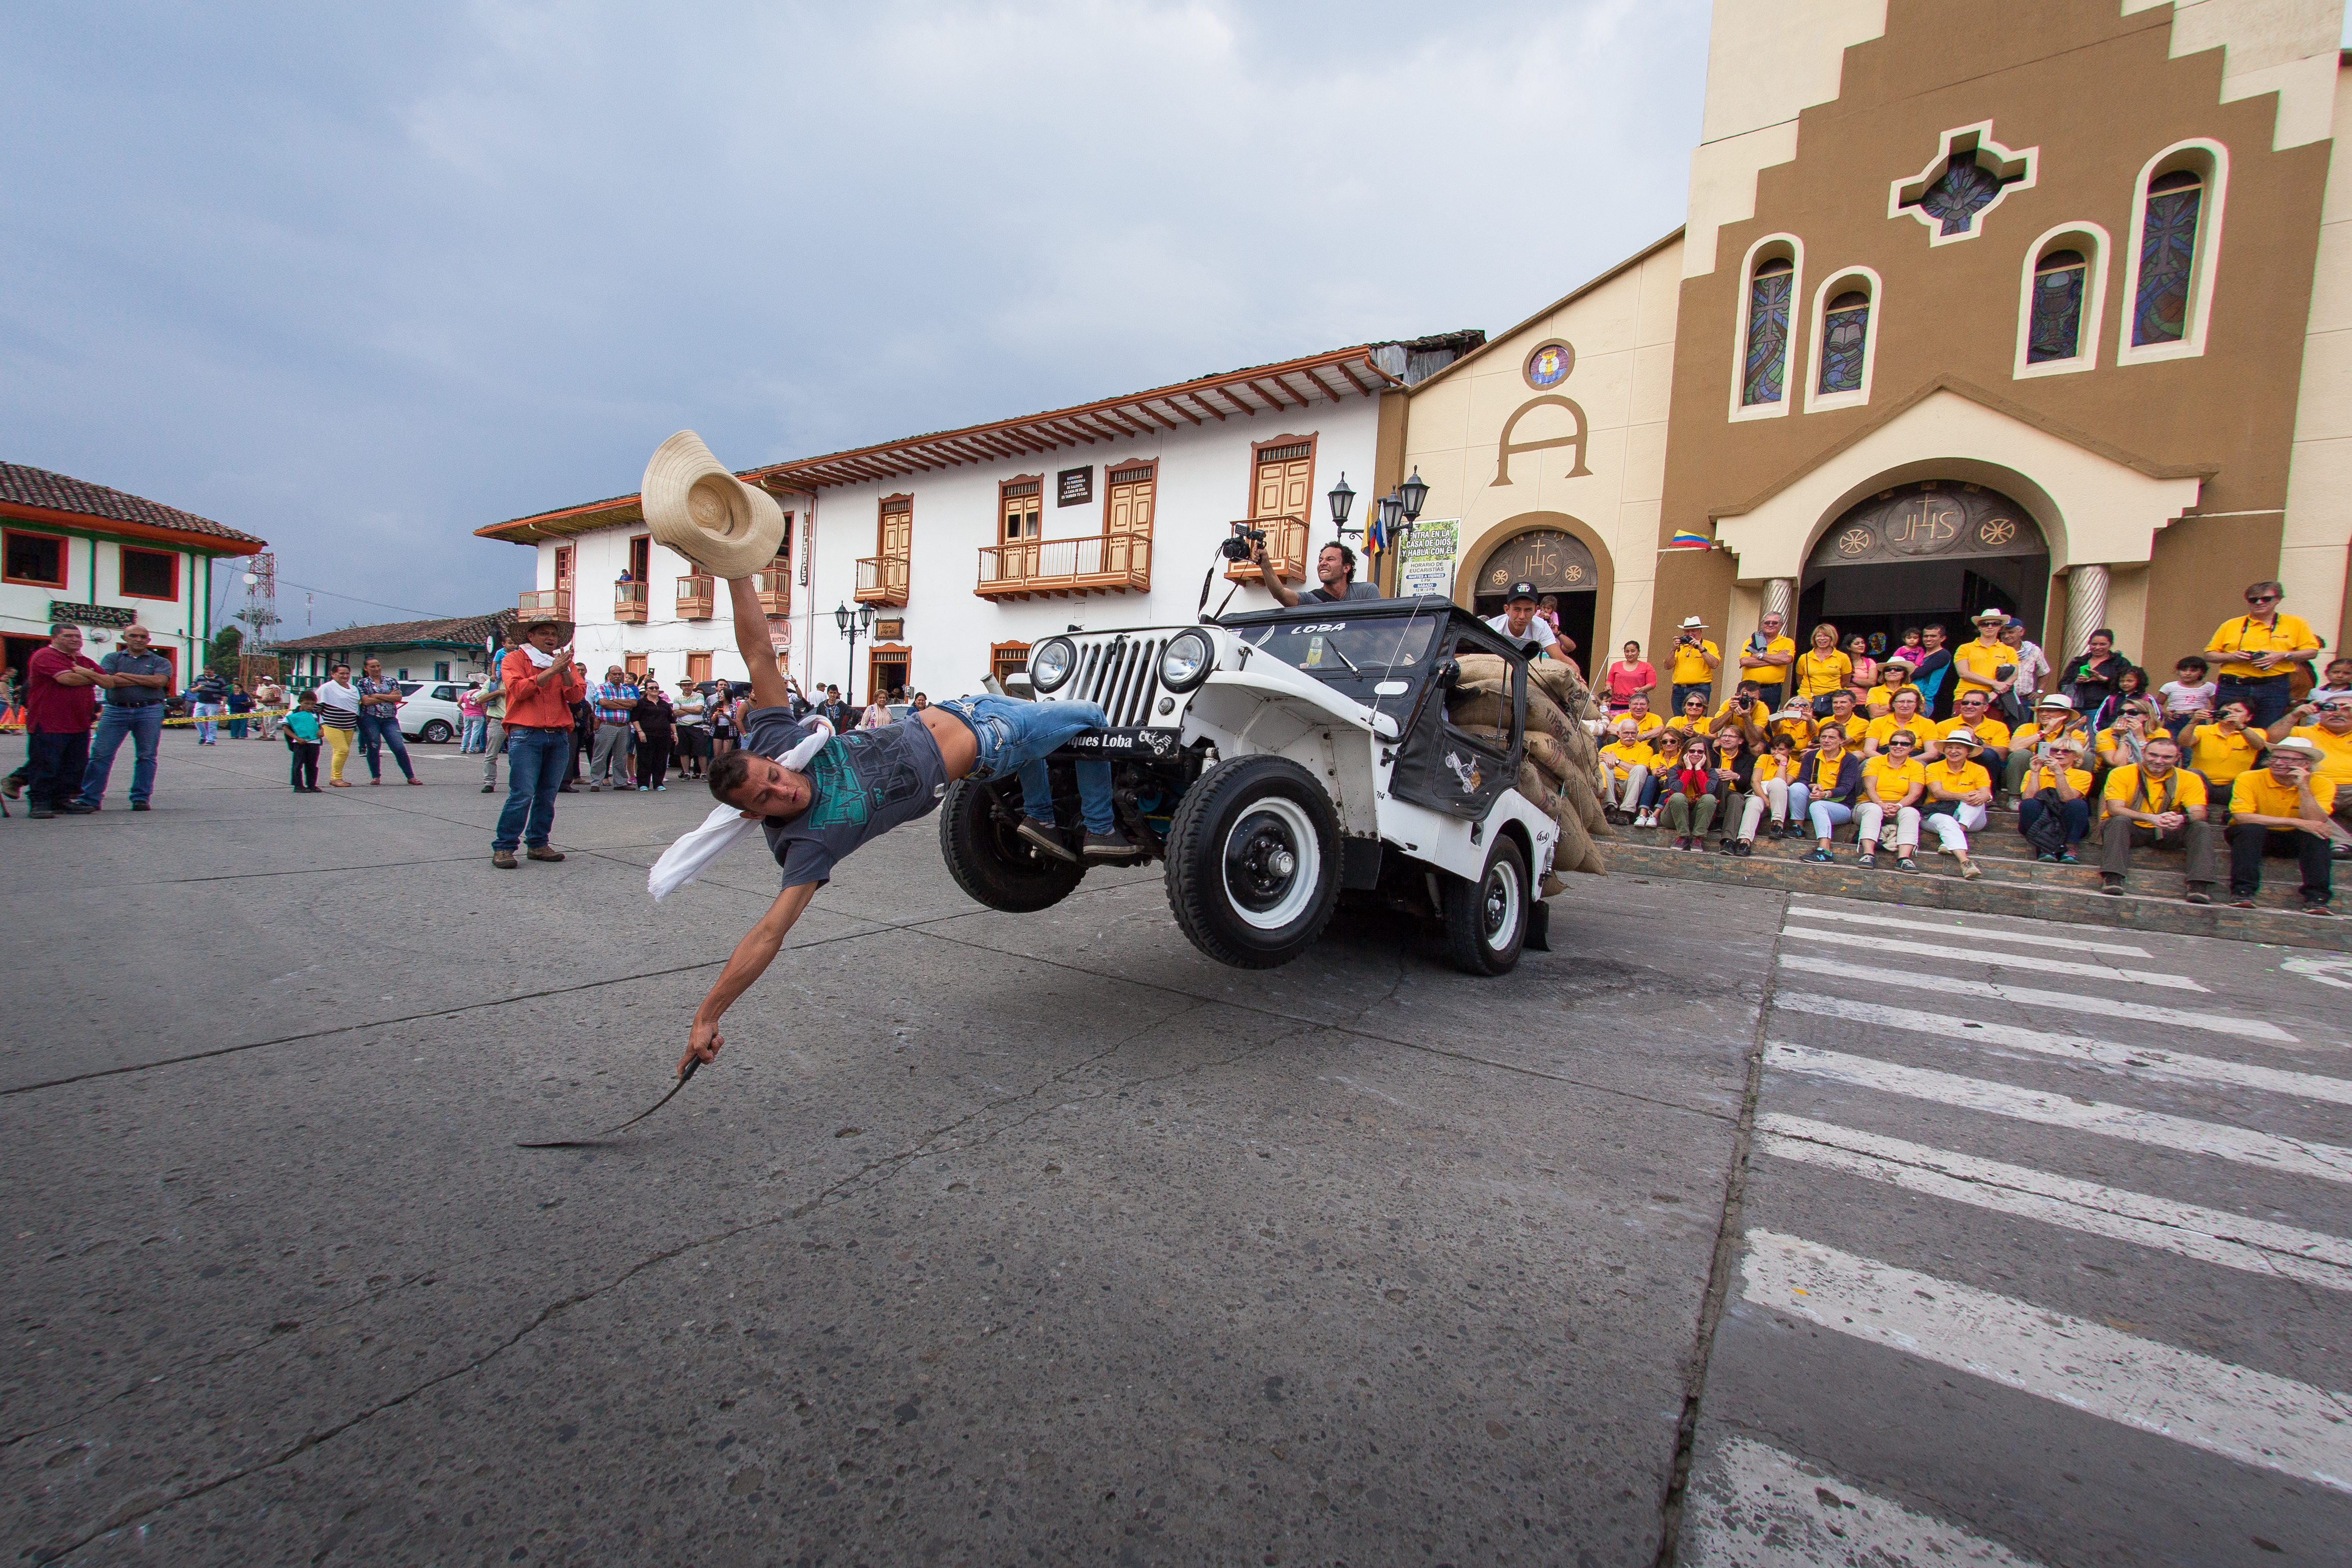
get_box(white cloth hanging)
[647,718,833,901]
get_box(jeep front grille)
[1057,635,1168,727]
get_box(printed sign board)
[1396,519,1459,599]
[1057,467,1093,507]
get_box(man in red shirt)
[18,623,119,817]
[491,616,589,867]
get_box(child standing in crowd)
[2158,656,2217,742]
[284,691,323,793]
[2307,656,2352,705]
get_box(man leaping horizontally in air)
[676,574,1124,1076]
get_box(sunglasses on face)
[1888,740,1913,748]
[2248,595,2281,604]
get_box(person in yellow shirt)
[1736,734,1800,849]
[2185,700,2267,807]
[2016,734,2093,862]
[1767,699,1818,753]
[2263,690,2352,847]
[1598,718,1659,824]
[2005,693,2092,802]
[1919,729,1992,880]
[1864,659,1918,717]
[1672,688,1716,740]
[1855,733,1927,869]
[2100,735,2216,902]
[2226,735,2337,911]
[1864,689,1931,757]
[1791,622,1852,710]
[1938,690,2015,782]
[1668,616,1720,712]
[1815,689,1868,747]
[1950,607,2020,702]
[1621,691,1666,740]
[2204,579,2321,728]
[1736,610,1797,710]
[1710,680,1771,746]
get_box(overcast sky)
[0,1,1712,633]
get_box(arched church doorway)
[1796,481,2050,659]
[1471,527,1599,657]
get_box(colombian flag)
[1668,530,1713,549]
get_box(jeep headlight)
[1159,629,1213,691]
[1030,636,1077,693]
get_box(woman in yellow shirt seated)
[1864,659,1919,717]
[1864,689,1930,757]
[1920,728,1993,880]
[1766,700,1818,754]
[2005,693,2092,802]
[2016,734,2094,863]
[1856,731,1928,870]
[1793,622,1853,713]
[2186,699,2268,807]
[1735,734,1800,851]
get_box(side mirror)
[1434,656,1462,694]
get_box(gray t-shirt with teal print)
[742,705,949,889]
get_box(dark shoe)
[526,845,565,862]
[1857,852,1875,868]
[2035,853,2058,864]
[27,806,54,819]
[559,784,578,793]
[62,801,96,815]
[1082,830,1141,863]
[2231,896,2257,909]
[0,773,21,799]
[2185,884,2213,905]
[131,801,150,811]
[2100,875,2125,896]
[481,784,495,793]
[587,783,600,792]
[1804,848,1835,863]
[1897,856,1919,873]
[1015,818,1077,863]
[1732,839,1753,857]
[2057,851,2081,865]
[2306,899,2337,918]
[492,849,518,869]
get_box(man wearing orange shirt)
[491,616,590,868]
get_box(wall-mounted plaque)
[875,618,905,640]
[1808,482,2048,570]
[1057,466,1094,507]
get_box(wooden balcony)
[517,588,573,621]
[615,581,648,623]
[976,534,1152,601]
[753,568,790,617]
[1220,515,1307,586]
[855,555,909,606]
[676,575,714,619]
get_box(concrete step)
[1595,827,2352,951]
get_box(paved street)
[3,730,2348,1566]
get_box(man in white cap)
[1668,616,1719,714]
[2100,733,2217,903]
[2225,734,2335,913]
[1952,608,2020,705]
[1486,580,1576,666]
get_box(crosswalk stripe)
[1775,994,2352,1102]
[1742,1232,2352,1493]
[1781,900,2151,956]
[1777,953,2297,1043]
[1765,1043,2352,1184]
[1758,1115,2352,1293]
[1684,1435,2050,1567]
[1781,923,2203,991]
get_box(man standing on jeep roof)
[1256,538,1380,606]
[1485,580,1577,665]
[679,573,1125,1078]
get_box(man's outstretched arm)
[726,575,794,711]
[681,880,821,1076]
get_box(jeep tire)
[939,778,1085,913]
[1442,835,1528,976]
[1163,755,1341,969]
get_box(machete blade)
[516,1057,700,1148]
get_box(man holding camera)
[1668,616,1719,713]
[1253,536,1380,606]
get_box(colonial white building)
[476,336,1480,701]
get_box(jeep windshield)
[1235,615,1444,719]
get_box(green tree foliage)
[208,623,244,672]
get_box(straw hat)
[2035,692,2075,711]
[641,431,786,578]
[1937,727,1983,753]
[2270,735,2326,761]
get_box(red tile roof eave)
[0,500,265,555]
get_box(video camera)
[1220,520,1266,563]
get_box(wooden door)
[629,535,650,581]
[880,506,911,559]
[685,652,712,684]
[624,652,648,681]
[1253,448,1312,520]
[554,546,574,589]
[1105,466,1153,572]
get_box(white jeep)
[937,597,1562,974]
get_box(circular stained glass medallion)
[1524,340,1574,390]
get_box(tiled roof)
[0,461,266,549]
[269,609,514,651]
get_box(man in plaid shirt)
[587,666,638,791]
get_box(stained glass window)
[2027,249,2087,363]
[1818,290,1870,394]
[1742,258,1794,406]
[1917,154,2005,237]
[2133,170,2202,346]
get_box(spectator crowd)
[1593,580,2349,915]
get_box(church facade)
[1404,0,2352,678]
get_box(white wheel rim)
[1222,796,1321,931]
[1481,860,1521,952]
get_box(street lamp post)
[1359,467,1430,593]
[834,600,874,706]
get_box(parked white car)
[395,681,471,744]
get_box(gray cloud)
[0,0,1707,632]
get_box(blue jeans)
[461,715,487,753]
[494,728,569,849]
[191,702,224,743]
[357,711,414,780]
[2018,794,2091,849]
[935,694,1115,834]
[79,704,164,806]
[2215,673,2294,729]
